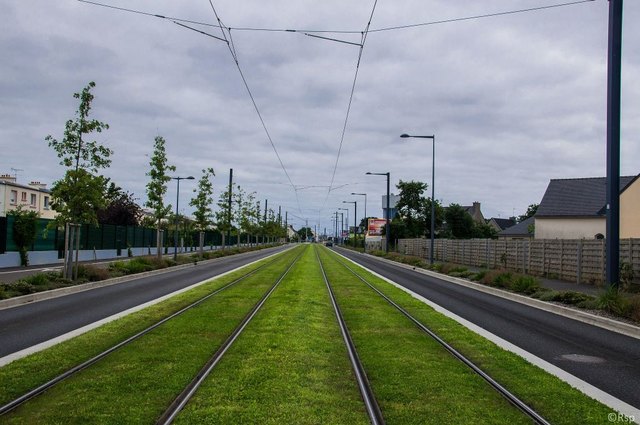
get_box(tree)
[45,81,112,278]
[97,182,142,226]
[395,180,428,238]
[9,207,39,266]
[190,168,215,254]
[518,204,539,222]
[297,227,313,241]
[145,136,176,258]
[444,204,476,239]
[215,183,236,248]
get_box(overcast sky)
[1,0,638,233]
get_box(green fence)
[0,216,236,254]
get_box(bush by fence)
[397,238,640,286]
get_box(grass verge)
[0,246,302,423]
[321,247,618,425]
[175,245,368,424]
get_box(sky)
[1,0,639,234]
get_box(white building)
[0,174,57,220]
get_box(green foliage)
[9,206,39,266]
[518,203,539,222]
[190,168,215,231]
[444,203,476,239]
[45,81,112,173]
[511,275,541,294]
[145,136,176,224]
[394,180,444,238]
[51,168,108,225]
[619,261,634,291]
[596,286,631,316]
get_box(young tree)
[518,204,539,222]
[215,183,236,249]
[45,81,112,278]
[190,167,215,255]
[145,136,176,258]
[9,206,40,266]
[444,203,476,239]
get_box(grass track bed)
[174,245,368,424]
[0,246,303,424]
[317,248,529,424]
[320,247,618,425]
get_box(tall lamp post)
[401,133,436,264]
[351,192,367,250]
[366,172,390,253]
[343,200,357,247]
[338,207,349,245]
[171,176,195,261]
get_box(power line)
[77,0,596,36]
[205,0,303,214]
[323,0,378,210]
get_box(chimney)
[0,174,16,183]
[29,181,47,190]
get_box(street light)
[351,192,367,251]
[338,207,349,245]
[401,133,436,264]
[343,200,357,248]
[366,171,390,253]
[171,176,195,261]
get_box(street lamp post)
[171,176,195,261]
[351,192,367,251]
[343,200,357,248]
[366,172,390,253]
[401,133,436,264]
[338,212,344,244]
[338,207,349,245]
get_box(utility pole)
[606,0,623,288]
[264,199,268,243]
[285,211,288,242]
[226,168,233,250]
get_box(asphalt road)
[0,245,290,357]
[335,248,640,410]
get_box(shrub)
[440,263,467,275]
[511,275,541,295]
[628,295,640,322]
[21,273,52,287]
[7,281,37,295]
[492,272,513,289]
[596,287,631,316]
[471,270,487,282]
[77,265,111,282]
[449,270,475,279]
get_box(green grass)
[175,245,368,424]
[318,248,529,424]
[320,247,617,425]
[0,246,303,424]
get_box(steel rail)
[156,248,305,424]
[326,248,551,425]
[0,248,296,417]
[315,247,385,425]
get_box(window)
[21,192,27,202]
[10,190,17,205]
[44,196,50,210]
[30,194,37,207]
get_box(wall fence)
[396,238,640,286]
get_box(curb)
[343,249,640,340]
[0,247,284,311]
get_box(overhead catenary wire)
[205,0,303,214]
[77,0,596,36]
[322,0,378,214]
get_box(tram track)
[319,246,551,425]
[0,247,301,418]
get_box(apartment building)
[0,174,57,220]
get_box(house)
[0,175,56,220]
[534,175,639,239]
[498,217,534,240]
[487,217,516,233]
[381,193,400,220]
[462,201,485,224]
